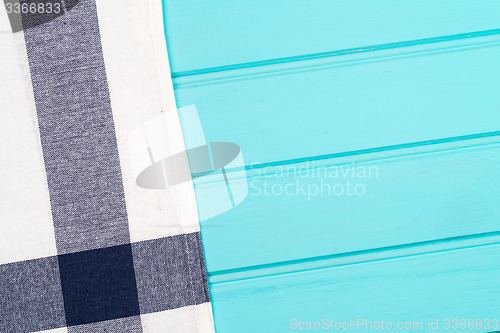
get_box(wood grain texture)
[164,0,500,74]
[162,1,500,332]
[210,244,500,332]
[173,43,500,167]
[200,142,500,273]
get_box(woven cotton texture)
[0,0,214,332]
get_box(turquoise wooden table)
[162,1,500,332]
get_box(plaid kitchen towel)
[0,0,215,332]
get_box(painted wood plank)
[163,0,500,73]
[200,142,500,272]
[163,2,500,330]
[173,43,500,168]
[209,243,500,332]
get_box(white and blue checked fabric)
[0,0,215,332]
